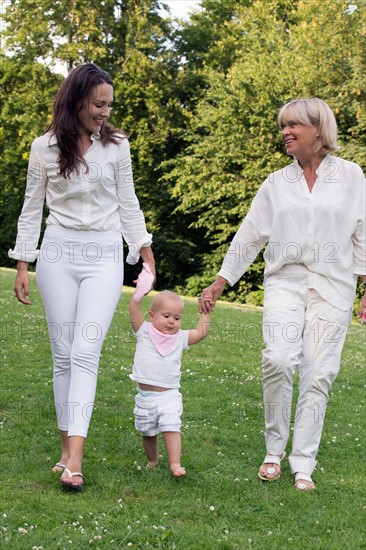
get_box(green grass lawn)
[1,268,365,549]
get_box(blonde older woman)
[199,98,366,490]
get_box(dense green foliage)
[0,56,61,271]
[1,0,365,301]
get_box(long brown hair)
[47,63,124,177]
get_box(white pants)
[36,226,124,437]
[262,266,352,476]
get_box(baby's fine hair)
[150,291,184,313]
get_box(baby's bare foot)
[147,460,158,469]
[170,463,186,477]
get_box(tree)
[0,55,61,267]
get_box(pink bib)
[148,323,180,356]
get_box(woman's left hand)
[356,290,366,321]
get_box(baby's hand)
[133,263,154,302]
[198,291,214,312]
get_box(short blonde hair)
[278,98,339,156]
[150,290,184,313]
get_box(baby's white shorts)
[133,388,183,436]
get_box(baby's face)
[149,297,184,335]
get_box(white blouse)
[218,155,365,310]
[9,132,152,264]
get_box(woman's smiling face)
[77,82,113,136]
[281,121,319,159]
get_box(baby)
[129,265,210,476]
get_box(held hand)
[197,292,213,313]
[198,277,227,313]
[144,261,156,286]
[133,262,154,302]
[14,267,32,305]
[138,247,156,286]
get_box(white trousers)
[262,266,352,476]
[36,226,124,437]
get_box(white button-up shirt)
[9,132,152,264]
[218,155,365,310]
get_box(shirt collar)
[294,155,330,175]
[47,132,101,147]
[48,133,58,146]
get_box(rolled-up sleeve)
[8,144,47,263]
[115,139,152,265]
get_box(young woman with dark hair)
[48,63,123,177]
[10,63,155,491]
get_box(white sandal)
[60,468,84,491]
[52,462,67,472]
[258,452,286,481]
[294,472,316,490]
